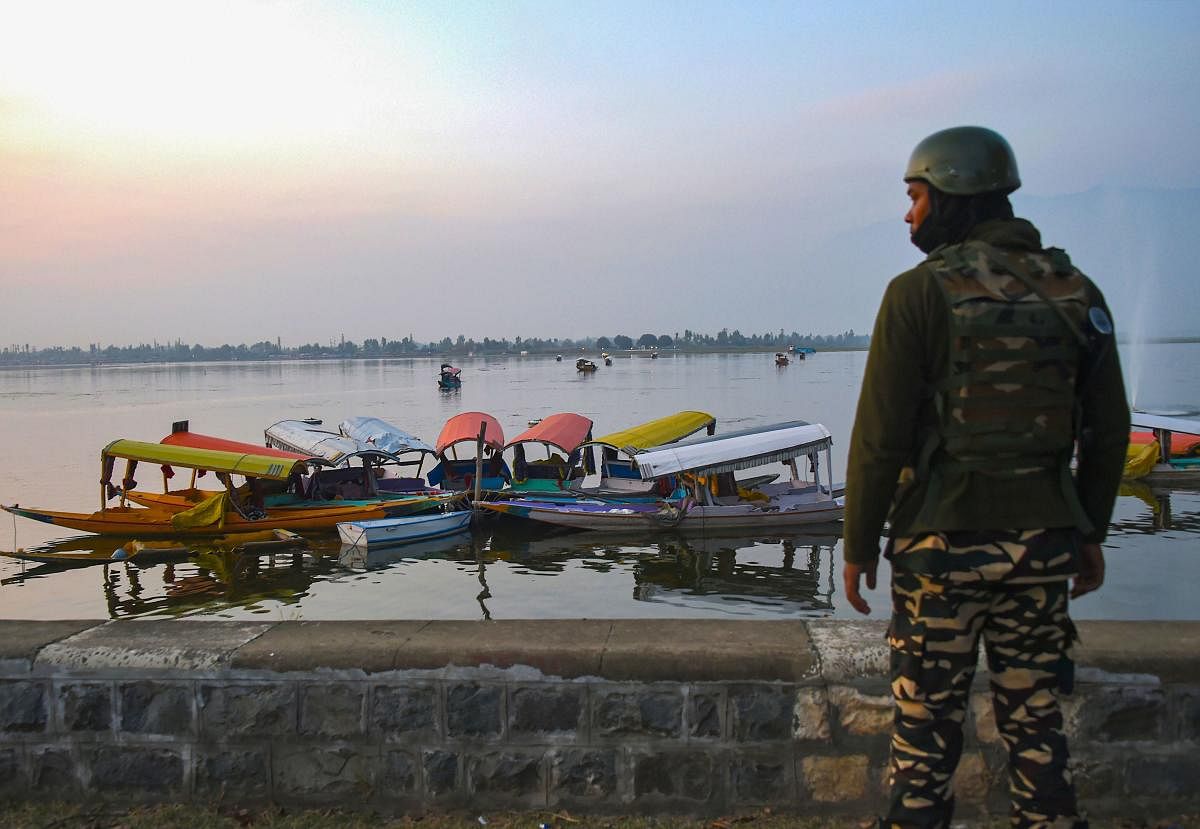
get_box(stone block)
[688,691,722,739]
[792,687,831,741]
[120,681,194,736]
[1069,755,1123,801]
[1065,686,1166,743]
[1167,687,1200,740]
[953,751,992,803]
[300,683,365,738]
[509,686,584,738]
[193,746,271,800]
[446,683,502,738]
[594,689,682,739]
[423,749,460,796]
[30,746,76,792]
[801,755,870,802]
[830,685,892,736]
[970,692,1000,744]
[730,685,793,742]
[200,683,296,737]
[549,749,617,800]
[382,749,418,793]
[730,751,794,804]
[371,684,438,740]
[89,745,184,793]
[0,680,47,733]
[0,746,24,794]
[274,745,374,799]
[1125,753,1200,798]
[633,750,718,801]
[468,750,546,802]
[59,682,112,733]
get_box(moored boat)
[502,413,594,497]
[429,412,511,492]
[478,421,843,532]
[567,410,716,495]
[337,510,473,548]
[1125,412,1200,486]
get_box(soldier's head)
[903,126,1020,253]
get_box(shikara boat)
[2,441,419,537]
[438,364,462,389]
[478,421,843,532]
[1124,412,1200,486]
[429,412,511,492]
[338,416,440,492]
[576,358,597,372]
[502,413,594,496]
[337,510,473,548]
[566,410,716,496]
[775,352,789,366]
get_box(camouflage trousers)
[884,567,1081,828]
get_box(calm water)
[0,345,1196,621]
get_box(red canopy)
[161,430,311,461]
[435,412,506,455]
[505,413,593,454]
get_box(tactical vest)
[913,239,1095,534]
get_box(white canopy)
[339,416,437,456]
[635,421,832,479]
[1131,412,1200,437]
[264,420,404,466]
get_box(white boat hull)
[338,510,472,548]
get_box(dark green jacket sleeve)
[842,267,938,564]
[1074,289,1131,542]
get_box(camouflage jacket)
[843,218,1131,566]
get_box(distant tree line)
[0,328,868,367]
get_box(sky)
[2,0,1199,348]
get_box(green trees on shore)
[0,328,869,367]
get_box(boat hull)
[3,502,397,537]
[123,489,452,516]
[338,510,473,548]
[476,496,844,532]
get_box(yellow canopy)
[585,411,716,453]
[102,439,305,481]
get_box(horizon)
[3,1,1199,347]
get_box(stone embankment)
[0,619,1196,819]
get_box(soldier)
[843,126,1130,828]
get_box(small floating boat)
[576,358,597,372]
[338,510,473,548]
[438,364,462,390]
[775,352,789,366]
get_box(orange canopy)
[435,412,506,456]
[162,430,310,461]
[505,413,593,454]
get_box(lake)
[1,345,1196,621]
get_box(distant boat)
[604,357,613,366]
[438,364,462,390]
[576,358,597,372]
[556,354,563,362]
[775,352,790,366]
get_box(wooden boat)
[2,441,412,537]
[428,412,510,492]
[337,510,473,548]
[501,413,593,497]
[478,421,843,532]
[1124,413,1200,486]
[775,352,789,366]
[566,410,716,495]
[438,364,462,389]
[576,358,597,372]
[338,416,441,492]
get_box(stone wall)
[1,619,1197,818]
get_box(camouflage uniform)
[884,528,1081,829]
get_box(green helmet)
[904,126,1020,195]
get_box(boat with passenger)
[478,421,843,531]
[438,364,462,389]
[576,358,597,372]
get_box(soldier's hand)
[844,560,877,615]
[1071,542,1105,599]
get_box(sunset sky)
[2,1,1198,348]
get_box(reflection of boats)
[569,410,716,496]
[502,413,594,497]
[0,529,305,569]
[3,441,414,537]
[576,358,597,373]
[429,412,511,492]
[338,510,472,548]
[337,530,473,570]
[480,421,843,531]
[775,352,789,366]
[1125,413,1200,486]
[438,363,462,390]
